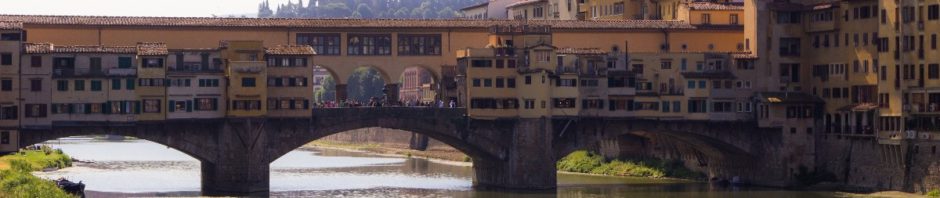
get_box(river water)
[33,138,846,198]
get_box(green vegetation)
[259,0,479,19]
[557,150,703,179]
[0,146,75,198]
[0,146,72,171]
[927,189,939,197]
[314,75,336,103]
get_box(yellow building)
[0,22,22,151]
[265,45,315,118]
[222,41,267,117]
[135,42,169,121]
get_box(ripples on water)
[35,138,843,198]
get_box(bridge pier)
[335,84,348,103]
[472,118,556,190]
[409,133,429,151]
[384,83,400,103]
[201,118,272,197]
[201,160,270,196]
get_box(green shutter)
[112,79,121,90]
[126,79,135,90]
[134,101,141,114]
[186,100,193,112]
[84,104,92,114]
[193,99,201,111]
[168,100,175,112]
[102,102,111,115]
[211,98,218,110]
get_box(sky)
[0,0,302,17]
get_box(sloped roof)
[0,15,698,30]
[24,43,136,54]
[265,45,316,55]
[460,1,490,11]
[556,48,606,55]
[688,2,744,11]
[0,21,22,30]
[507,0,547,9]
[136,42,168,56]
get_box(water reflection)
[34,138,842,198]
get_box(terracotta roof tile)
[0,21,22,30]
[24,43,136,54]
[556,48,607,55]
[265,45,316,55]
[0,15,697,30]
[688,2,744,11]
[137,42,168,56]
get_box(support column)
[472,118,556,190]
[201,160,269,196]
[335,84,348,103]
[384,83,400,104]
[202,118,270,197]
[409,133,429,151]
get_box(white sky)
[0,0,302,17]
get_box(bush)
[8,160,32,173]
[557,151,605,173]
[556,150,702,180]
[927,189,939,197]
[0,170,74,198]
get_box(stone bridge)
[18,108,787,196]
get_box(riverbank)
[0,146,75,198]
[304,140,472,166]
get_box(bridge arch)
[266,108,505,164]
[18,123,217,162]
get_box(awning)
[836,103,879,112]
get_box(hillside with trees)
[258,0,482,19]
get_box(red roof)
[0,15,698,30]
[265,45,316,55]
[688,2,744,11]
[24,43,136,54]
[0,21,22,30]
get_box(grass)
[0,147,72,171]
[928,189,939,197]
[557,150,704,180]
[0,146,76,198]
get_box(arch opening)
[311,65,338,104]
[267,127,483,193]
[397,66,440,107]
[345,66,390,105]
[28,135,203,194]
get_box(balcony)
[234,66,263,74]
[53,68,105,78]
[107,68,137,76]
[556,66,578,74]
[168,65,223,73]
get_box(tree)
[315,76,336,103]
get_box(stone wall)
[815,136,940,193]
[317,127,458,151]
